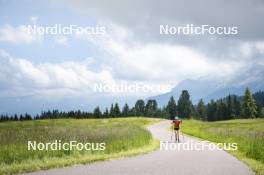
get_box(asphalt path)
[22,120,253,175]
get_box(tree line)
[195,88,263,121]
[0,87,263,122]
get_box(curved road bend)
[21,120,253,175]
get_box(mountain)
[148,64,264,106]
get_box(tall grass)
[0,117,160,175]
[182,119,264,175]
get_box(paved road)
[22,120,253,175]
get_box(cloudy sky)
[0,0,264,114]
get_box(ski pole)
[171,124,173,141]
[181,130,185,141]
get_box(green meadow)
[0,117,161,175]
[182,119,264,175]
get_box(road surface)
[22,120,253,175]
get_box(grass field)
[182,118,264,175]
[0,117,161,175]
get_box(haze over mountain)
[149,63,264,106]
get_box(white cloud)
[0,50,114,98]
[54,36,68,45]
[0,49,176,100]
[78,23,241,84]
[255,41,264,54]
[0,24,42,44]
[237,41,264,63]
[239,42,253,58]
[59,0,264,41]
[30,16,38,24]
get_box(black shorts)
[174,127,180,131]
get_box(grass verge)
[0,117,161,175]
[181,119,264,175]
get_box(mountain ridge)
[148,64,264,106]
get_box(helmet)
[174,116,179,120]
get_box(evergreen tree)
[216,100,227,120]
[122,103,130,117]
[35,114,40,120]
[233,96,241,118]
[113,103,121,117]
[207,100,217,121]
[253,91,264,107]
[167,96,177,120]
[242,88,257,118]
[196,99,207,120]
[93,106,102,118]
[14,114,18,121]
[134,99,145,116]
[227,95,235,119]
[104,108,109,118]
[160,106,169,119]
[25,113,32,120]
[19,114,24,121]
[177,90,192,118]
[109,103,115,117]
[129,107,136,116]
[145,99,158,117]
[256,102,263,118]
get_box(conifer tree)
[242,88,257,118]
[167,96,177,120]
[178,90,192,118]
[197,99,207,120]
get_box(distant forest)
[1,88,263,122]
